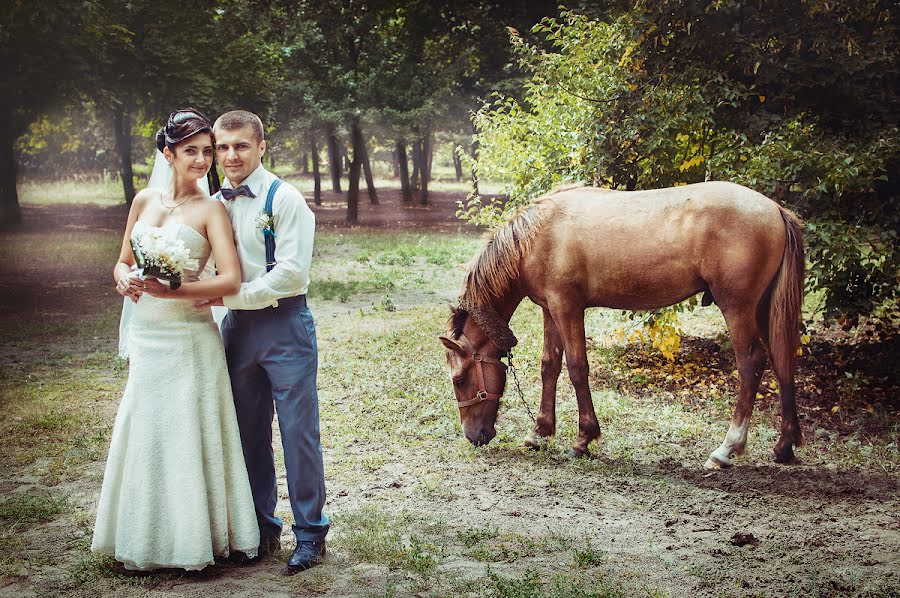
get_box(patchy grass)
[309,231,480,305]
[0,493,68,530]
[0,201,897,597]
[18,178,129,206]
[334,508,439,577]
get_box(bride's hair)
[156,108,213,154]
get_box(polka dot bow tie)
[221,185,256,200]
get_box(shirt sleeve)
[223,185,315,310]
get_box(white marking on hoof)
[708,420,749,468]
[709,442,735,466]
[704,456,731,469]
[523,431,542,449]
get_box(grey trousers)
[222,294,329,542]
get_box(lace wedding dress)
[92,221,259,570]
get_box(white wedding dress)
[92,220,260,570]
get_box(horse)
[439,181,804,468]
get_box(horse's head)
[439,304,518,446]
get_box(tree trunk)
[327,130,342,192]
[113,107,136,206]
[346,122,362,224]
[396,140,412,205]
[301,152,309,174]
[411,140,421,193]
[269,150,276,169]
[0,106,20,229]
[469,140,480,196]
[310,134,322,206]
[453,145,463,181]
[360,133,378,204]
[419,129,433,205]
[392,148,399,178]
[207,165,221,194]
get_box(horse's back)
[544,181,778,218]
[523,182,786,310]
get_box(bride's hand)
[142,278,172,298]
[117,272,143,302]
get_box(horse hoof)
[703,456,731,470]
[568,448,589,459]
[522,432,542,450]
[773,447,797,464]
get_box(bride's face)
[166,132,214,182]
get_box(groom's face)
[214,125,266,186]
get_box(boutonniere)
[255,211,276,238]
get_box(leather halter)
[454,334,507,408]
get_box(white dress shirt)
[218,164,315,310]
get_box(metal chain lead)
[506,350,535,424]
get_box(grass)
[0,493,68,530]
[16,169,504,207]
[17,178,129,206]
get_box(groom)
[205,110,328,572]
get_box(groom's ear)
[258,138,266,157]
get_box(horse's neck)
[493,290,525,322]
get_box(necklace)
[161,194,192,214]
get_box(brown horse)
[440,182,804,468]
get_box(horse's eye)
[452,375,466,387]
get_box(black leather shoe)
[285,540,326,573]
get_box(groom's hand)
[196,297,225,307]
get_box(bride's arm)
[144,201,241,300]
[114,191,151,301]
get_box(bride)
[92,109,260,570]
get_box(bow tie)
[221,185,256,200]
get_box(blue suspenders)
[264,179,283,272]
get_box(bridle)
[454,334,507,408]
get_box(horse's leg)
[767,314,803,463]
[705,307,768,469]
[548,301,600,457]
[524,307,563,449]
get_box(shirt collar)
[222,163,269,196]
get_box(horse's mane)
[459,200,549,309]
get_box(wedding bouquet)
[130,229,198,290]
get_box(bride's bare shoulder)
[133,187,164,206]
[199,195,229,218]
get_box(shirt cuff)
[222,293,242,309]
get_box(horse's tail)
[768,207,804,376]
[766,206,805,445]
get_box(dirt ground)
[1,187,898,597]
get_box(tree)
[0,1,113,227]
[86,0,231,206]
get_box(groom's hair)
[213,110,265,143]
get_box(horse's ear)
[449,305,469,340]
[439,335,465,354]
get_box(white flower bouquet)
[130,229,199,290]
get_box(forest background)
[2,0,897,333]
